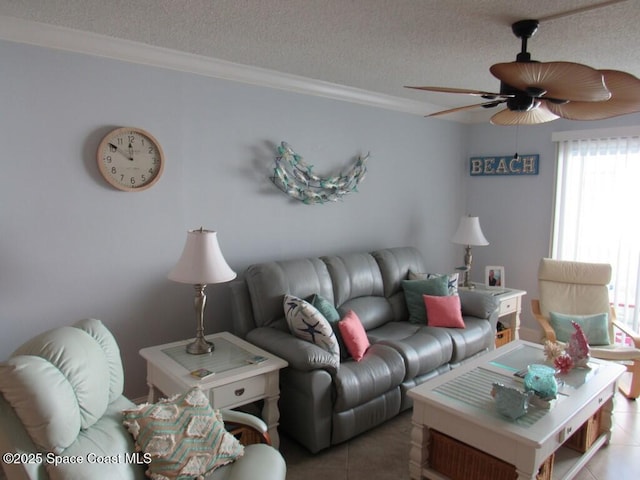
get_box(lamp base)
[186,336,214,355]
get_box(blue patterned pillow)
[307,293,348,360]
[284,294,340,361]
[123,387,243,479]
[408,270,459,295]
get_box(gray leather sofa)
[230,247,499,453]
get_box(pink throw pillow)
[338,310,370,361]
[423,294,465,328]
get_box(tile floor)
[573,375,640,479]
[281,373,640,480]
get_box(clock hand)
[108,143,133,161]
[128,143,135,161]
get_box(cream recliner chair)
[0,319,286,479]
[531,258,640,400]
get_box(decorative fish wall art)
[270,141,369,204]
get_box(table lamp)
[451,216,489,289]
[168,228,237,354]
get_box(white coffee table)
[140,332,288,447]
[408,340,625,480]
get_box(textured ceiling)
[2,0,639,121]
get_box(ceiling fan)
[407,19,640,125]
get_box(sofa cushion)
[284,295,340,361]
[423,294,465,328]
[245,258,335,329]
[368,324,454,379]
[402,275,450,324]
[323,253,394,330]
[338,310,370,361]
[446,317,494,364]
[123,388,244,479]
[333,344,405,411]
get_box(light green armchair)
[0,319,286,480]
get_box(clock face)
[97,127,165,191]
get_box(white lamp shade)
[168,229,237,285]
[451,216,489,246]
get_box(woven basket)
[429,430,554,480]
[564,407,603,453]
[495,328,513,348]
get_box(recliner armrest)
[246,327,339,375]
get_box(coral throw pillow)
[423,294,465,328]
[338,310,370,361]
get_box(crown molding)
[0,15,459,119]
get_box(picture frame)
[485,266,505,288]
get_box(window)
[552,127,640,338]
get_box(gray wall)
[0,40,467,397]
[466,113,640,339]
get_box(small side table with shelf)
[460,284,527,346]
[139,331,288,447]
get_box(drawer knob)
[234,388,245,397]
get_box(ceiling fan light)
[491,104,559,125]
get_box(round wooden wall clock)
[97,127,165,191]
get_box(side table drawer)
[211,375,266,408]
[499,298,517,315]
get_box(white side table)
[139,332,288,447]
[460,284,527,341]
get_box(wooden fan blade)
[427,100,505,117]
[546,70,640,120]
[490,102,559,125]
[406,86,510,98]
[490,61,610,102]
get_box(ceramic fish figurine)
[566,321,590,367]
[491,383,534,420]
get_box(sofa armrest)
[246,327,339,375]
[459,290,499,320]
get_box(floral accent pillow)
[123,387,243,479]
[284,294,340,361]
